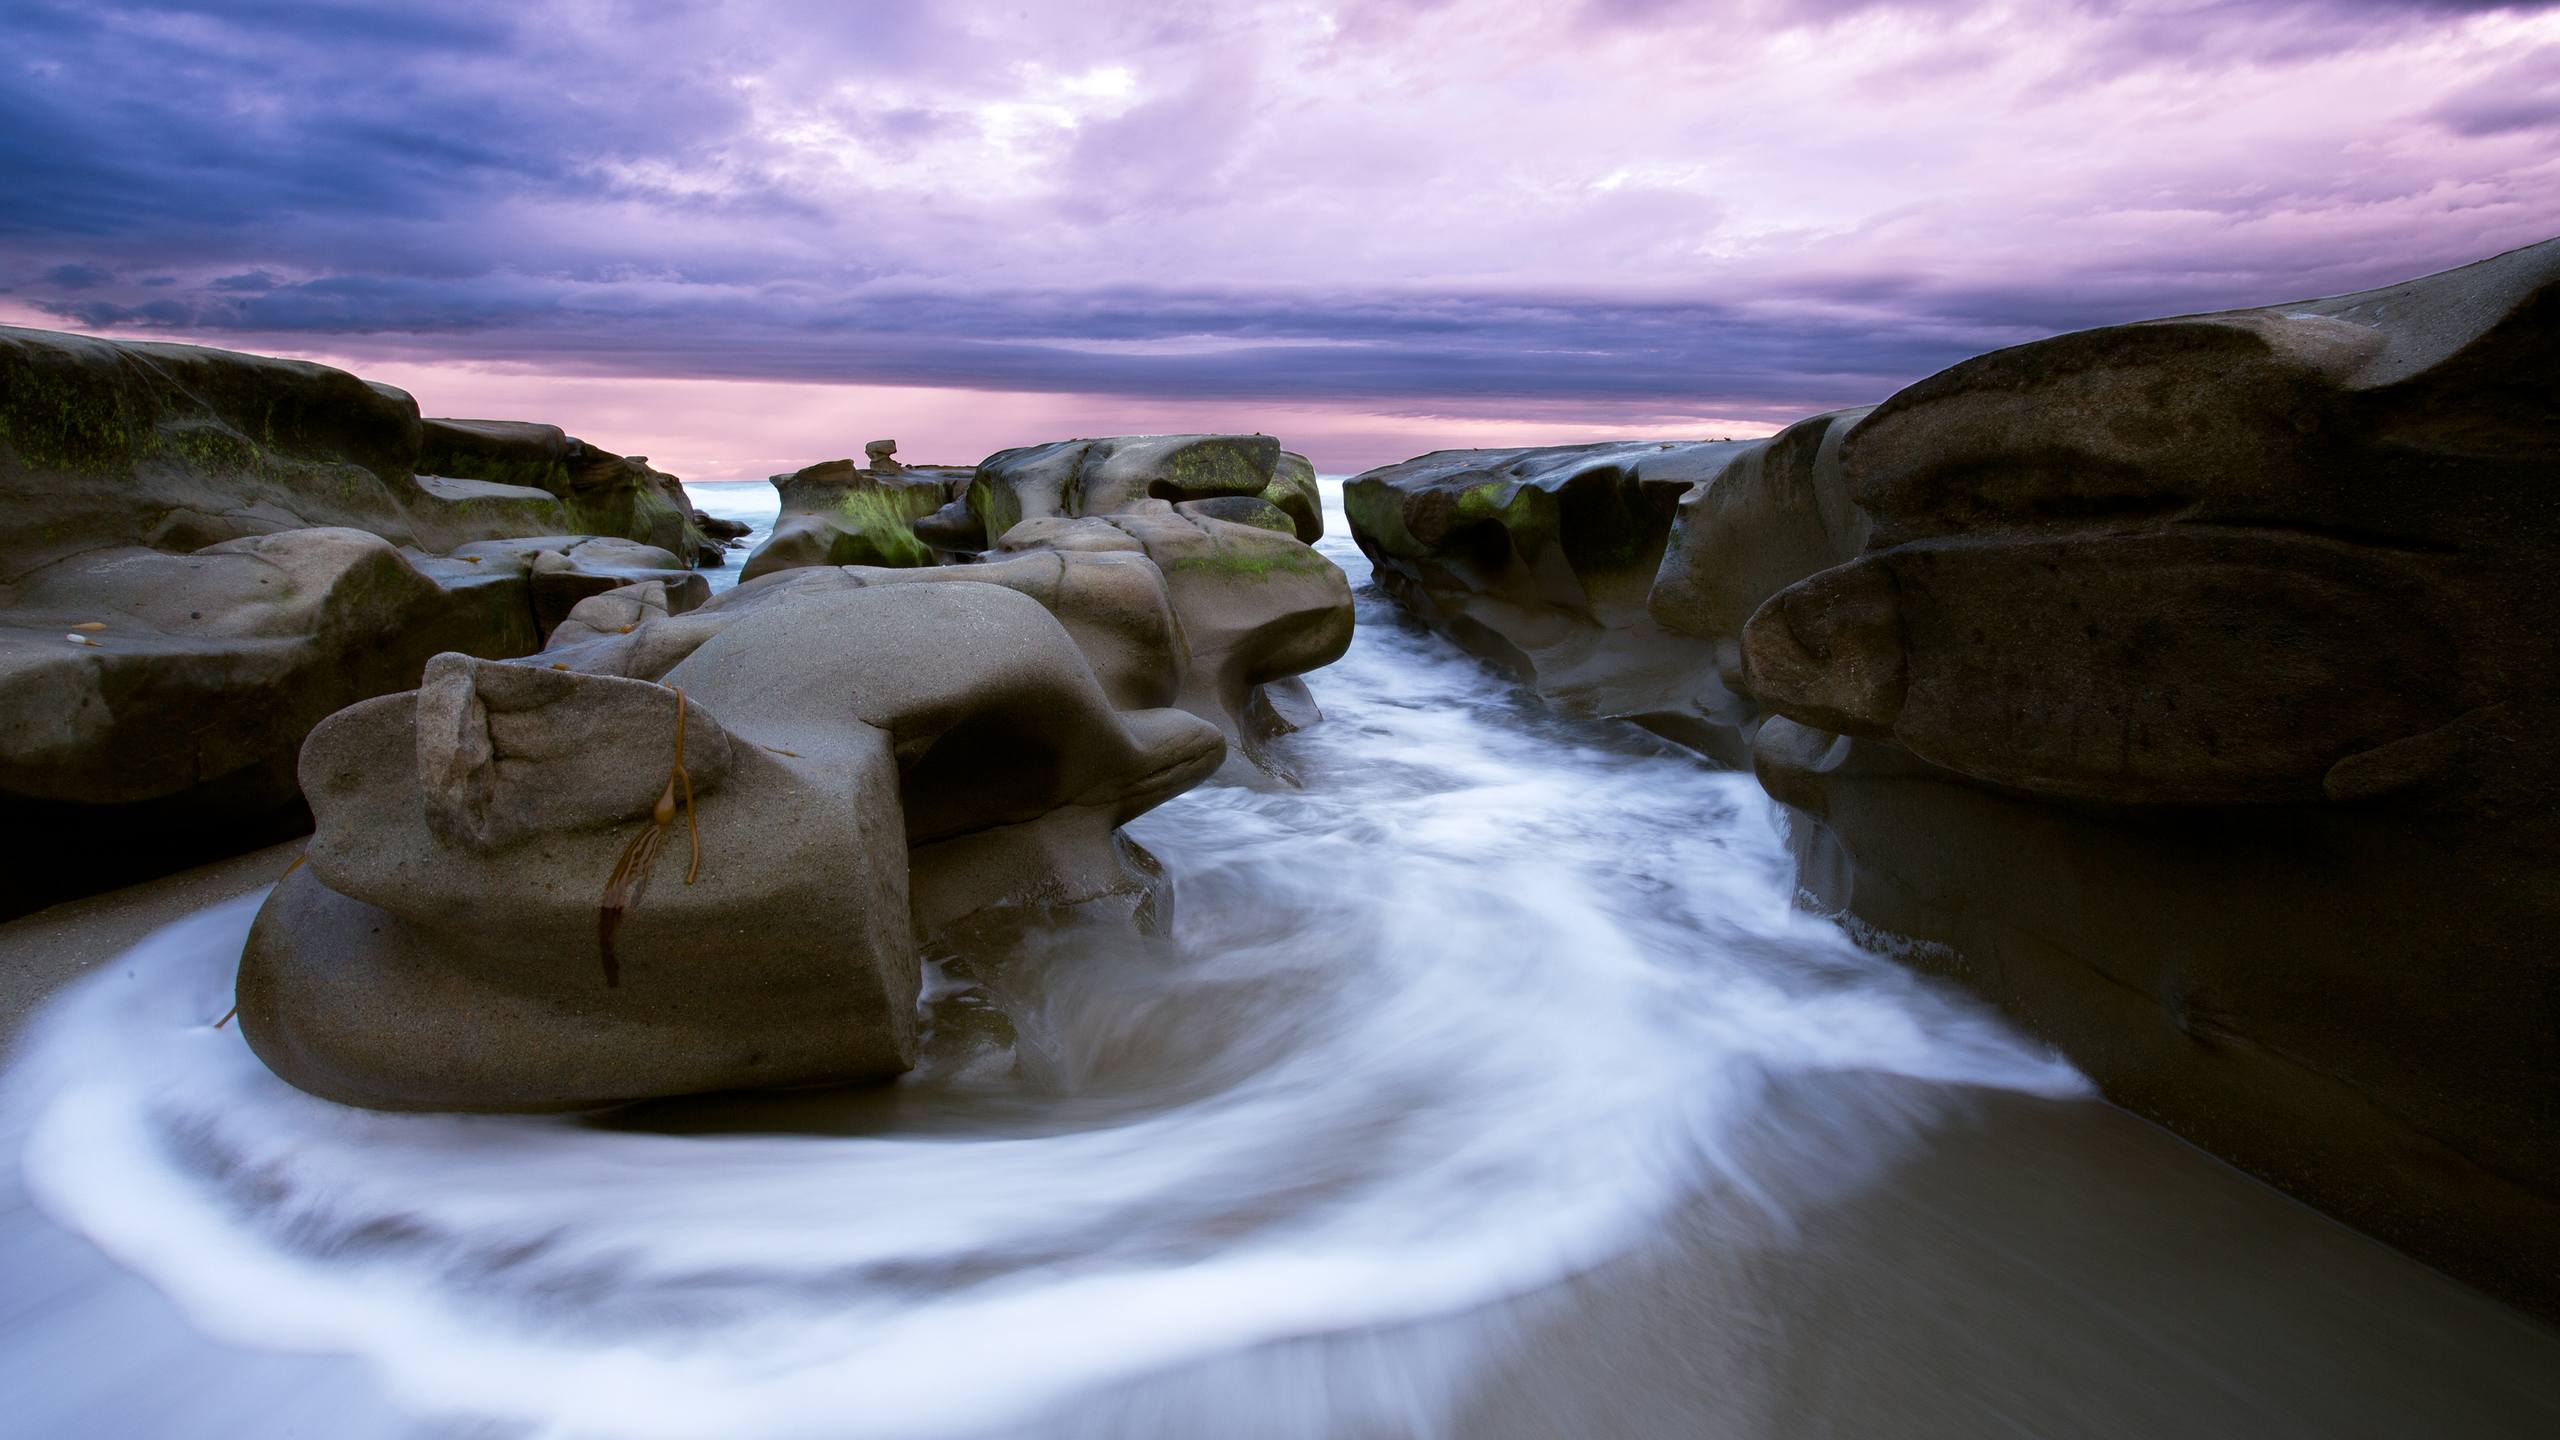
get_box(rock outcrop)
[217,416,1354,1110]
[1741,236,2560,1320]
[950,433,1325,548]
[1346,411,1867,763]
[741,434,1354,781]
[1346,236,2560,1321]
[236,574,1229,1111]
[418,418,723,566]
[991,503,1353,777]
[0,325,716,916]
[739,456,971,580]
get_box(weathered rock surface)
[418,418,718,564]
[0,325,718,916]
[236,580,1226,1111]
[1346,415,1868,763]
[1736,236,2560,1319]
[1334,237,2560,1316]
[962,433,1325,547]
[736,434,1354,782]
[993,502,1354,776]
[1354,236,2560,1320]
[738,456,970,580]
[229,419,1353,1110]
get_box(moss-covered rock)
[738,456,968,580]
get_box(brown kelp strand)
[596,684,703,987]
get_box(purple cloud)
[2,0,2556,467]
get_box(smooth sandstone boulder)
[734,434,1354,783]
[995,502,1353,778]
[1741,235,2560,1320]
[662,585,1223,938]
[0,529,537,810]
[238,583,1225,1112]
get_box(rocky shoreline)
[1346,236,2560,1321]
[3,234,2553,1325]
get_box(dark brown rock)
[1742,235,2560,1319]
[1345,425,1870,763]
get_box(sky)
[3,0,2556,477]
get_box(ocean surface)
[2,481,2553,1439]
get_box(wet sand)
[0,837,304,1050]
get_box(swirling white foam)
[2,481,2086,1438]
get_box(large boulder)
[1,325,426,579]
[1741,236,2560,1319]
[0,325,720,915]
[236,581,1225,1111]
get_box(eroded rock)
[1345,426,1870,763]
[966,433,1326,547]
[736,435,1354,783]
[1739,235,2560,1320]
[237,582,1225,1112]
[739,456,969,580]
[0,326,725,915]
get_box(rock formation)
[933,432,1325,549]
[1346,410,1866,764]
[739,455,971,580]
[418,419,725,566]
[207,414,1353,1110]
[236,569,1239,1110]
[0,325,718,916]
[1743,237,2560,1319]
[744,434,1353,780]
[1347,236,2560,1321]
